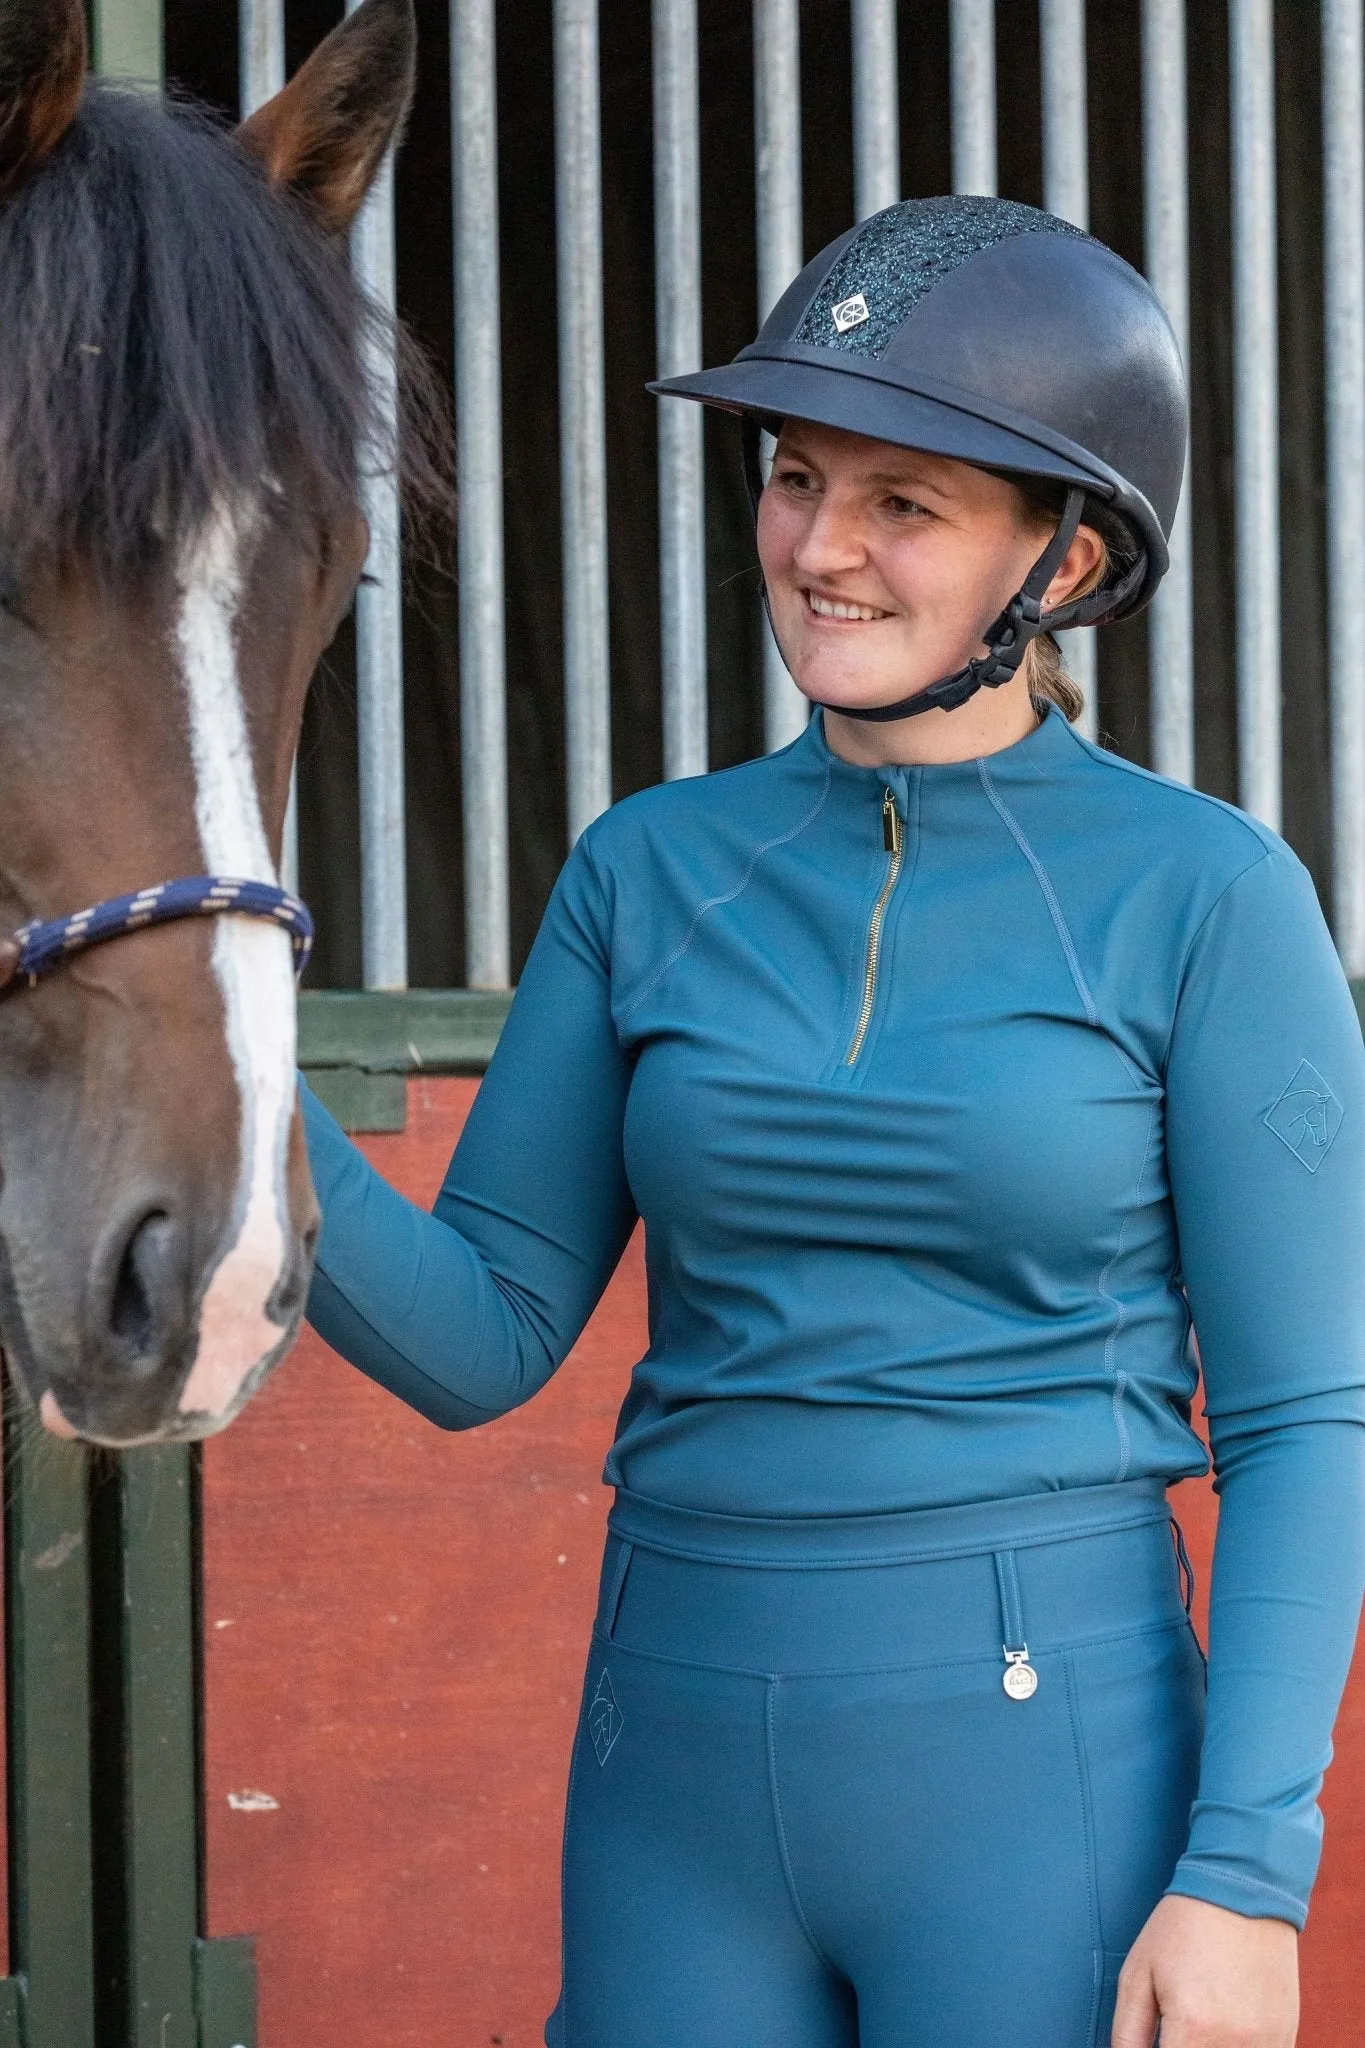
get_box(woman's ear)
[0,0,87,204]
[235,0,415,236]
[1045,523,1106,609]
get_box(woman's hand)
[1111,1893,1299,2047]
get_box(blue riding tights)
[545,1477,1206,2048]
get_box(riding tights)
[545,1477,1206,2048]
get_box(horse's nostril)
[108,1212,176,1364]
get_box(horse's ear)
[236,0,415,236]
[0,0,87,203]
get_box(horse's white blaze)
[173,505,296,1421]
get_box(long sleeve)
[300,828,638,1429]
[1160,842,1365,1928]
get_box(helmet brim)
[649,353,1167,621]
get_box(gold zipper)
[844,787,903,1068]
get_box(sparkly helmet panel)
[792,196,1086,360]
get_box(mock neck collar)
[797,695,1079,786]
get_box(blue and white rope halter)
[0,875,313,996]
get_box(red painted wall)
[201,1077,1365,2045]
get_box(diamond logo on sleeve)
[1264,1059,1344,1173]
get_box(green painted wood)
[192,1938,256,2048]
[298,989,513,1074]
[90,0,164,87]
[303,1065,408,1134]
[118,1448,199,2048]
[3,1379,96,2048]
[0,1981,23,2045]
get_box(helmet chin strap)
[740,415,1088,722]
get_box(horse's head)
[0,0,425,1444]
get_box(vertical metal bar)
[852,0,900,220]
[1324,0,1365,973]
[1142,0,1195,785]
[453,0,512,984]
[238,3,298,894]
[1229,0,1281,829]
[754,0,808,750]
[347,0,409,987]
[950,0,997,196]
[654,0,709,782]
[239,0,284,114]
[1040,0,1087,227]
[1038,0,1096,735]
[554,0,612,841]
[89,0,164,86]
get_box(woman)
[301,197,1365,2048]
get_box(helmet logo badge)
[832,292,870,333]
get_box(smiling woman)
[298,190,1365,2048]
[755,421,1107,764]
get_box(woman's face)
[756,419,1098,716]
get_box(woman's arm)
[300,825,638,1427]
[1159,840,1365,1929]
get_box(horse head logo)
[1264,1060,1344,1173]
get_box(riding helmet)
[649,194,1188,720]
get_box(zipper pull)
[882,787,902,855]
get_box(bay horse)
[0,0,442,1445]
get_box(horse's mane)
[0,80,449,577]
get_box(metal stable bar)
[90,0,164,85]
[238,2,298,895]
[653,0,708,783]
[1323,0,1365,975]
[950,0,997,197]
[555,0,612,841]
[1229,0,1281,829]
[452,0,511,985]
[1039,0,1096,737]
[1142,0,1195,786]
[754,0,808,751]
[346,2,408,986]
[851,0,900,221]
[239,0,284,116]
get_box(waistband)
[606,1475,1171,1569]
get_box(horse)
[0,0,444,1446]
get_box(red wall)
[200,1077,1365,2045]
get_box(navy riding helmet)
[649,195,1188,721]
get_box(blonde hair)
[1018,517,1111,725]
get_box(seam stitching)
[589,1611,1190,1684]
[764,1678,840,1973]
[616,762,833,1020]
[555,1675,590,2048]
[976,761,1099,1022]
[1097,1095,1160,1481]
[1063,1649,1107,2048]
